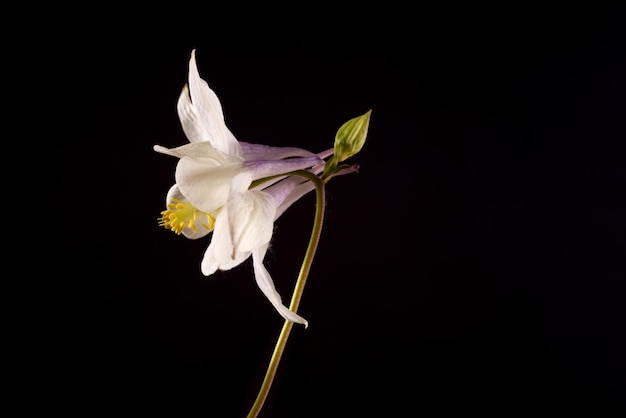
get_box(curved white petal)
[252,244,308,326]
[227,173,276,254]
[202,245,251,276]
[165,184,212,240]
[219,250,251,271]
[164,183,181,204]
[188,49,241,156]
[240,142,315,161]
[175,158,244,213]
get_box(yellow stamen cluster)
[159,198,216,235]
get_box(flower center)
[159,198,215,235]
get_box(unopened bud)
[333,109,371,162]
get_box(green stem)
[245,171,326,418]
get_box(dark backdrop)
[27,3,626,417]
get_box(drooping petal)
[175,158,245,213]
[227,173,276,254]
[188,49,241,156]
[244,156,323,181]
[239,142,315,161]
[252,244,308,325]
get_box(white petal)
[240,142,315,160]
[165,184,212,240]
[227,173,276,254]
[164,183,182,205]
[176,84,210,143]
[201,207,233,276]
[252,244,308,325]
[183,219,214,239]
[188,50,241,156]
[219,250,251,271]
[202,245,247,276]
[175,158,244,213]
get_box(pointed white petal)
[176,158,244,213]
[252,245,308,325]
[154,141,234,163]
[239,142,315,161]
[227,173,276,254]
[188,50,241,156]
[153,144,179,157]
[176,84,209,143]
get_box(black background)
[26,3,626,417]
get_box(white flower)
[154,50,324,325]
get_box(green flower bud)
[333,109,371,162]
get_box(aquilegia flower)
[154,49,324,325]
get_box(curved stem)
[245,171,326,418]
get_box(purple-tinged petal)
[317,147,334,160]
[274,181,316,220]
[154,141,235,163]
[261,176,306,204]
[244,156,322,181]
[240,142,315,161]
